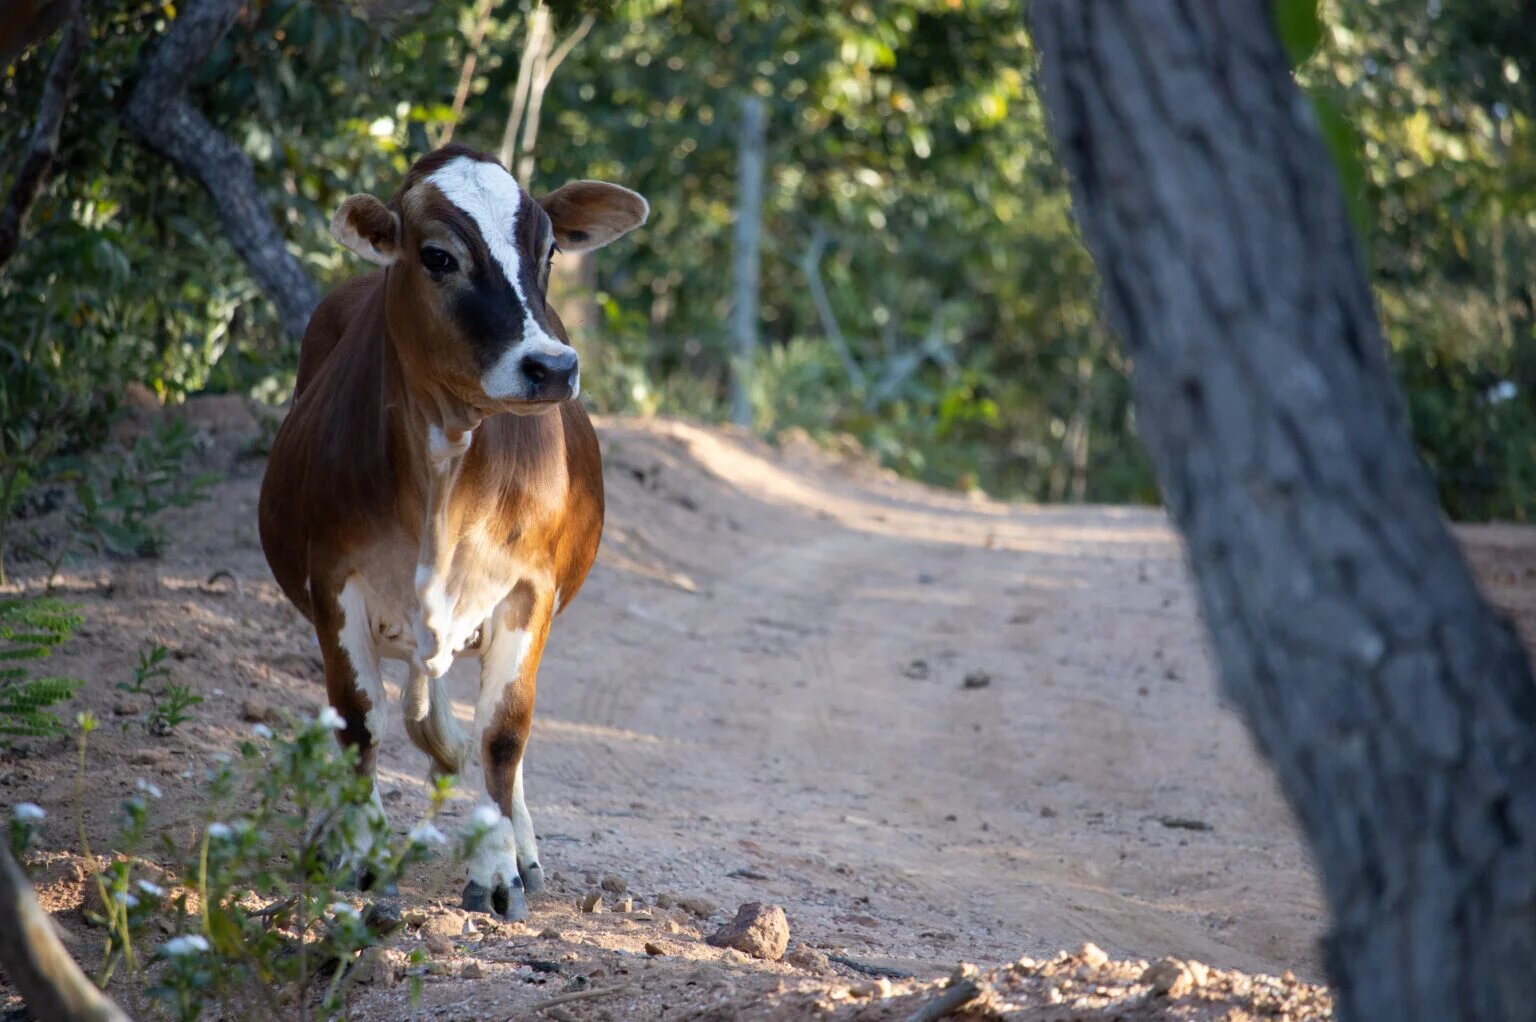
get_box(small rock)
[423,960,451,975]
[785,944,831,972]
[705,902,790,961]
[644,941,667,957]
[539,928,564,940]
[419,910,468,941]
[131,748,168,766]
[1186,960,1210,988]
[113,701,141,716]
[617,896,634,913]
[580,891,604,913]
[600,874,627,894]
[1077,942,1109,970]
[1141,957,1196,998]
[663,919,683,934]
[240,698,280,724]
[655,893,676,909]
[853,978,892,999]
[425,934,454,956]
[677,896,716,919]
[962,670,992,690]
[460,961,484,979]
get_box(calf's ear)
[330,194,401,266]
[538,181,649,253]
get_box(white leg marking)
[334,580,389,866]
[461,622,533,889]
[336,579,387,755]
[511,760,541,880]
[465,805,519,891]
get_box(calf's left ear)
[331,194,401,266]
[538,181,649,253]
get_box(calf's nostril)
[521,355,549,384]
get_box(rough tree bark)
[0,846,130,1022]
[1031,3,1536,1020]
[0,0,85,274]
[122,0,319,342]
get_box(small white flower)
[315,706,345,730]
[160,934,210,957]
[250,723,273,740]
[12,802,45,823]
[1488,380,1519,404]
[409,822,449,846]
[113,891,141,909]
[471,805,501,829]
[135,778,163,799]
[136,879,166,898]
[206,822,233,840]
[329,902,360,920]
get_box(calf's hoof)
[462,878,529,922]
[521,861,545,894]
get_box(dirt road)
[15,406,1487,1018]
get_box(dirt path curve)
[5,411,1350,1019]
[508,421,1325,977]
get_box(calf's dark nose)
[520,349,578,399]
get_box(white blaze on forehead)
[426,157,527,291]
[426,155,575,401]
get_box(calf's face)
[330,148,647,414]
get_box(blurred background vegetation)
[2,0,1533,523]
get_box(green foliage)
[75,712,461,1020]
[65,418,220,559]
[0,597,83,746]
[3,0,1533,515]
[118,642,203,734]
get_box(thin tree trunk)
[122,0,320,342]
[498,5,547,170]
[0,0,85,274]
[440,0,495,146]
[1031,3,1536,1020]
[0,845,131,1022]
[729,94,765,427]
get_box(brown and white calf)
[258,144,646,920]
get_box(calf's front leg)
[311,578,393,892]
[461,584,552,921]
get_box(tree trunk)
[122,0,319,343]
[0,846,130,1022]
[1030,3,1536,1020]
[729,93,765,427]
[0,0,85,274]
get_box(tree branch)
[0,845,131,1022]
[0,0,85,274]
[800,226,869,394]
[121,0,319,342]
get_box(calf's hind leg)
[461,584,552,921]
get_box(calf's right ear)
[330,194,401,266]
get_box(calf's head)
[330,144,647,413]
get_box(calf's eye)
[420,247,457,274]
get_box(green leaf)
[1273,0,1322,68]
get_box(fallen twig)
[904,978,982,1022]
[828,952,914,979]
[529,983,632,1013]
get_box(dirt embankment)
[4,401,1532,1019]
